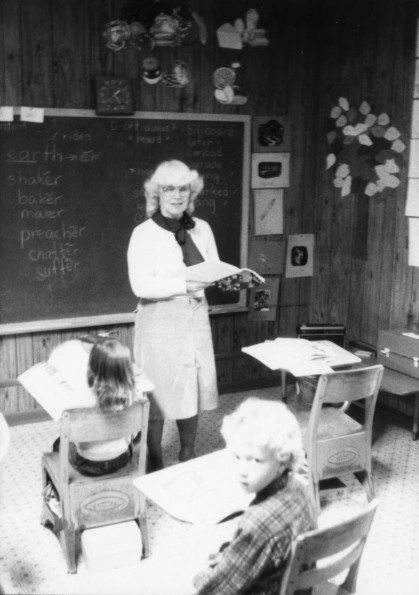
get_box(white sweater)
[127,217,219,300]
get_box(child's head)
[221,398,304,493]
[87,338,135,412]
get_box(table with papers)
[242,338,361,400]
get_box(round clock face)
[95,76,134,115]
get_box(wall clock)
[95,76,134,115]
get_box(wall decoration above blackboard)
[252,116,291,152]
[0,109,250,335]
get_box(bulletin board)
[0,109,250,334]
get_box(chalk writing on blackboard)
[0,110,250,334]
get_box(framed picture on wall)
[252,116,291,152]
[248,239,286,274]
[285,234,314,278]
[248,276,280,321]
[254,189,284,235]
[251,153,290,188]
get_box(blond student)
[193,398,317,595]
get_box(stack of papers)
[242,338,361,376]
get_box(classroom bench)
[378,365,419,441]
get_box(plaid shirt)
[193,472,316,595]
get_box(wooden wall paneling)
[20,0,54,107]
[88,0,114,79]
[0,336,18,414]
[389,7,418,332]
[162,47,188,113]
[0,0,22,105]
[51,0,89,108]
[15,333,36,413]
[124,44,143,111]
[176,42,198,113]
[326,198,355,324]
[197,0,219,115]
[311,3,345,324]
[356,3,404,342]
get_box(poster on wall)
[285,234,314,278]
[248,239,286,275]
[251,153,290,188]
[248,276,280,321]
[254,189,284,235]
[252,116,291,152]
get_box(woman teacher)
[127,160,219,471]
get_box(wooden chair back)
[279,498,379,595]
[303,365,383,511]
[308,364,384,441]
[59,397,149,484]
[41,397,150,573]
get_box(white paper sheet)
[242,338,361,375]
[134,449,253,525]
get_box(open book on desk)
[134,448,254,525]
[242,338,361,377]
[18,339,154,421]
[179,259,265,289]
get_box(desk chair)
[40,398,150,573]
[279,498,379,595]
[292,365,383,512]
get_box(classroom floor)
[1,386,419,595]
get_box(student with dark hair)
[51,338,140,477]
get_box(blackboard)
[0,109,250,334]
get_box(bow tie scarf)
[152,210,205,267]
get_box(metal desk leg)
[413,393,419,441]
[281,370,287,402]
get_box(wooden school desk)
[367,357,419,441]
[242,339,362,401]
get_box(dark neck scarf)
[152,209,204,267]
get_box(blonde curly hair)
[221,398,305,472]
[144,160,204,217]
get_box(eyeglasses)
[160,185,190,195]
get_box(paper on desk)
[18,339,153,421]
[134,448,253,525]
[18,361,96,421]
[242,338,360,375]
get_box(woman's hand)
[186,280,210,294]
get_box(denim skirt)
[133,295,218,420]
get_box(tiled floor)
[1,386,419,594]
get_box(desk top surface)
[358,356,419,395]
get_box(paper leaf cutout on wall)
[325,99,406,198]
